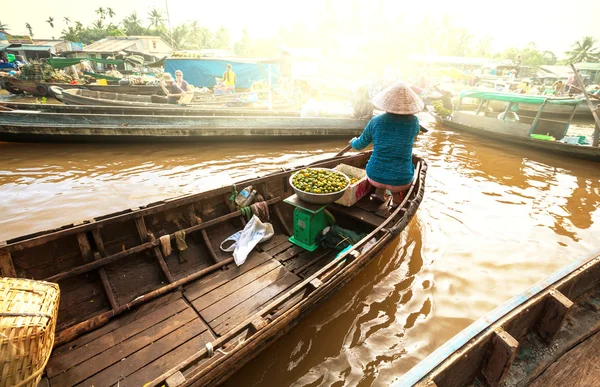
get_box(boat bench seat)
[45,290,215,387]
[183,250,301,336]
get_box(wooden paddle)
[336,125,429,157]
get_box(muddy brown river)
[1,111,599,386]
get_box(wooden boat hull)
[396,248,600,387]
[0,152,427,386]
[428,107,600,161]
[0,101,307,117]
[0,111,367,143]
[0,78,161,96]
[52,87,301,110]
[487,99,600,121]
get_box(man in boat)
[349,82,423,207]
[278,47,294,99]
[155,73,184,104]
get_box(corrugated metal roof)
[83,38,137,53]
[32,40,67,47]
[575,62,600,71]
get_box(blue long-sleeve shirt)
[350,113,419,186]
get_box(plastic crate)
[334,164,371,207]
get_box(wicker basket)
[0,278,60,387]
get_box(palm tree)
[63,17,71,25]
[96,7,106,20]
[148,8,165,30]
[565,36,600,63]
[0,20,8,32]
[25,23,33,37]
[107,8,115,19]
[92,19,105,30]
[46,17,54,28]
[122,12,146,35]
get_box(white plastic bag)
[220,215,274,266]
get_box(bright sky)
[2,0,599,56]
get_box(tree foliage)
[564,36,599,63]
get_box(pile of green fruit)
[433,100,452,117]
[292,169,349,194]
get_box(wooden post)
[537,289,573,342]
[529,100,546,135]
[563,104,579,138]
[134,215,174,283]
[502,102,513,121]
[475,99,485,115]
[570,64,600,146]
[76,231,119,310]
[0,242,17,277]
[481,329,519,387]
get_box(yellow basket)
[0,278,60,387]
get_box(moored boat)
[0,151,427,386]
[428,91,600,161]
[395,248,600,387]
[51,87,301,110]
[0,110,368,143]
[0,77,162,96]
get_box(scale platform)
[284,194,330,251]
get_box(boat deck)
[530,329,600,387]
[42,194,393,386]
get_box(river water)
[1,111,599,386]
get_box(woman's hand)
[349,137,357,144]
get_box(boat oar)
[0,105,14,112]
[335,125,429,157]
[571,64,600,147]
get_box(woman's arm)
[350,121,374,150]
[160,81,170,96]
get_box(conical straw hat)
[372,82,424,115]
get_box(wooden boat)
[51,87,302,110]
[0,77,162,96]
[0,110,367,143]
[427,91,600,161]
[0,151,427,386]
[395,248,600,387]
[0,101,352,119]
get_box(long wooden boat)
[0,77,162,96]
[0,110,367,143]
[51,87,301,110]
[0,151,427,386]
[395,248,600,387]
[428,91,600,161]
[0,101,351,119]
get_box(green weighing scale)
[284,195,333,252]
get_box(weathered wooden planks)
[199,265,289,323]
[191,260,282,313]
[49,307,199,386]
[529,330,600,387]
[76,321,211,387]
[211,271,300,335]
[117,330,214,387]
[47,298,189,378]
[52,291,183,357]
[183,251,272,302]
[328,202,386,228]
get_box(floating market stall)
[165,57,280,89]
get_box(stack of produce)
[433,100,452,117]
[291,169,349,194]
[19,62,80,84]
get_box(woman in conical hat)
[349,81,424,206]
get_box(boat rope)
[229,184,238,204]
[216,337,246,356]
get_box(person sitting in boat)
[218,64,236,92]
[154,73,184,104]
[349,82,423,207]
[551,80,565,96]
[174,70,191,93]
